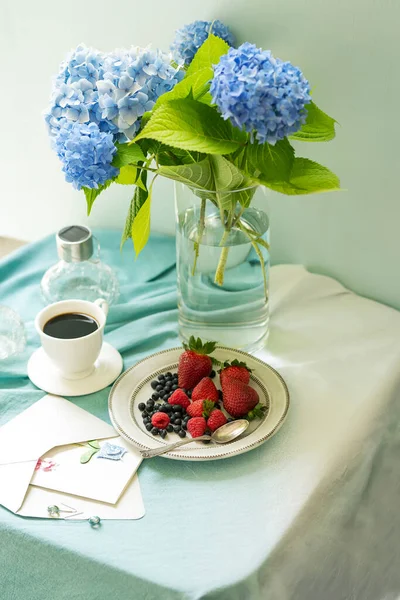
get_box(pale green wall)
[1,0,399,309]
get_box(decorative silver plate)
[108,347,289,461]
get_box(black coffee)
[43,313,98,339]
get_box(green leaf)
[120,173,148,250]
[208,155,256,209]
[158,158,215,189]
[290,102,336,142]
[186,34,230,77]
[80,448,97,464]
[153,68,213,111]
[112,142,146,167]
[135,99,245,155]
[83,178,113,216]
[259,158,340,195]
[156,146,205,166]
[241,139,295,183]
[115,165,137,185]
[87,440,100,449]
[131,177,156,257]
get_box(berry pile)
[138,338,266,443]
[138,372,190,439]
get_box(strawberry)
[168,389,190,410]
[222,378,259,418]
[187,417,207,438]
[178,337,216,390]
[151,412,170,429]
[191,377,219,402]
[220,360,252,386]
[207,409,227,432]
[187,399,215,418]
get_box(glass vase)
[175,183,270,353]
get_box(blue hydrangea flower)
[210,43,311,145]
[171,20,235,66]
[97,442,127,461]
[54,121,118,190]
[45,44,111,137]
[96,46,183,140]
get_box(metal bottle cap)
[56,225,94,262]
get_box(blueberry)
[167,424,173,432]
[173,412,181,419]
[142,411,148,418]
[152,392,160,400]
[151,380,158,389]
[143,417,150,425]
[202,438,211,444]
[172,384,178,391]
[187,391,192,398]
[210,370,216,378]
[156,384,163,392]
[160,405,169,413]
[166,372,172,377]
[174,418,182,426]
[138,403,146,411]
[182,422,187,430]
[214,403,221,410]
[164,404,172,412]
[151,427,159,436]
[162,393,169,400]
[145,423,153,431]
[218,390,223,400]
[158,374,165,381]
[178,430,186,438]
[147,399,154,407]
[173,425,181,433]
[173,405,182,413]
[160,429,167,439]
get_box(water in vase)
[176,206,270,352]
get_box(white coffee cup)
[35,298,109,380]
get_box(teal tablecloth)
[1,231,400,600]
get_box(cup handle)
[94,298,109,317]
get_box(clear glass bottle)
[0,305,26,359]
[41,226,119,305]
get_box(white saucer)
[28,342,123,397]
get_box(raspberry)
[168,389,190,410]
[151,412,170,429]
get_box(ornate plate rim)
[108,346,290,461]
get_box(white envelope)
[0,394,141,515]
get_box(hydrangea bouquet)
[46,20,339,287]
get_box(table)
[1,231,399,600]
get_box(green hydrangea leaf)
[131,176,156,257]
[239,138,295,183]
[112,142,146,167]
[135,99,246,155]
[186,34,230,77]
[153,68,213,111]
[290,102,337,142]
[115,165,137,185]
[258,158,340,195]
[83,178,113,216]
[120,173,148,250]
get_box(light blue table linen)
[1,231,400,600]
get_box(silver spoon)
[140,419,249,458]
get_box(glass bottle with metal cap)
[40,226,120,305]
